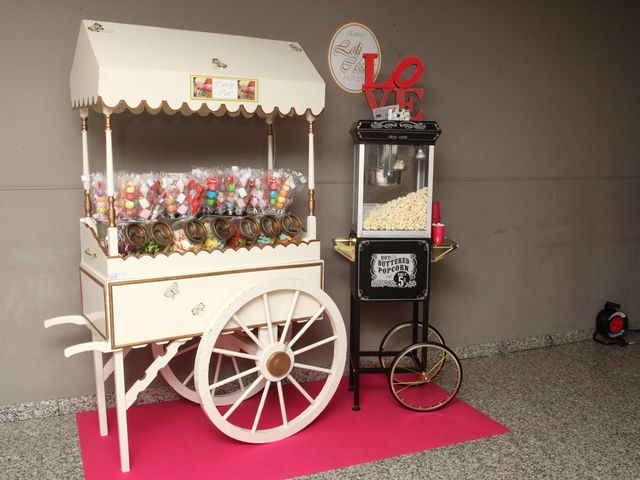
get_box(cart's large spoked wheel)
[195,279,347,443]
[378,321,445,370]
[389,342,462,412]
[152,330,265,405]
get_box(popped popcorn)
[363,188,429,231]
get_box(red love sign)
[362,53,424,120]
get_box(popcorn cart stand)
[44,20,347,473]
[333,119,462,412]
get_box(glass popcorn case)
[351,120,441,238]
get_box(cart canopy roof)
[70,20,325,117]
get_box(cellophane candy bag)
[133,173,156,221]
[266,169,307,214]
[232,166,253,215]
[247,168,267,214]
[161,172,191,218]
[114,171,138,221]
[90,172,108,221]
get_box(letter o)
[393,56,424,89]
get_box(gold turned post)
[107,196,116,227]
[308,189,315,216]
[84,191,92,217]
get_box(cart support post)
[104,109,118,256]
[91,330,108,436]
[348,294,355,391]
[306,111,316,239]
[266,115,274,170]
[426,145,435,237]
[351,294,361,410]
[80,109,91,218]
[114,349,130,472]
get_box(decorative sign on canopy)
[327,22,381,93]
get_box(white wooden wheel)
[152,328,290,405]
[195,279,347,443]
[152,335,263,406]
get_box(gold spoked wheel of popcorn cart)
[387,342,462,411]
[379,322,461,410]
[44,20,346,473]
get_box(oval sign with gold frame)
[328,22,381,94]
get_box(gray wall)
[1,0,639,404]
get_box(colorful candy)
[90,173,107,220]
[205,177,218,209]
[160,173,191,218]
[267,171,306,213]
[135,175,154,220]
[90,167,306,221]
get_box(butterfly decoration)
[211,58,228,69]
[191,302,205,316]
[88,22,104,32]
[164,282,179,299]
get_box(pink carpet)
[77,375,509,479]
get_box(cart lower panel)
[81,261,324,348]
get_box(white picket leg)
[113,349,130,472]
[91,331,108,436]
[103,347,131,382]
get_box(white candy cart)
[44,20,346,473]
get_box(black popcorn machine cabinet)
[333,119,462,412]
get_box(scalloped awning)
[70,20,325,117]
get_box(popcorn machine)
[334,119,462,412]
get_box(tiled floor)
[1,336,639,480]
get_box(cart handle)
[64,341,113,358]
[44,315,89,329]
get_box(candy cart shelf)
[45,20,346,473]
